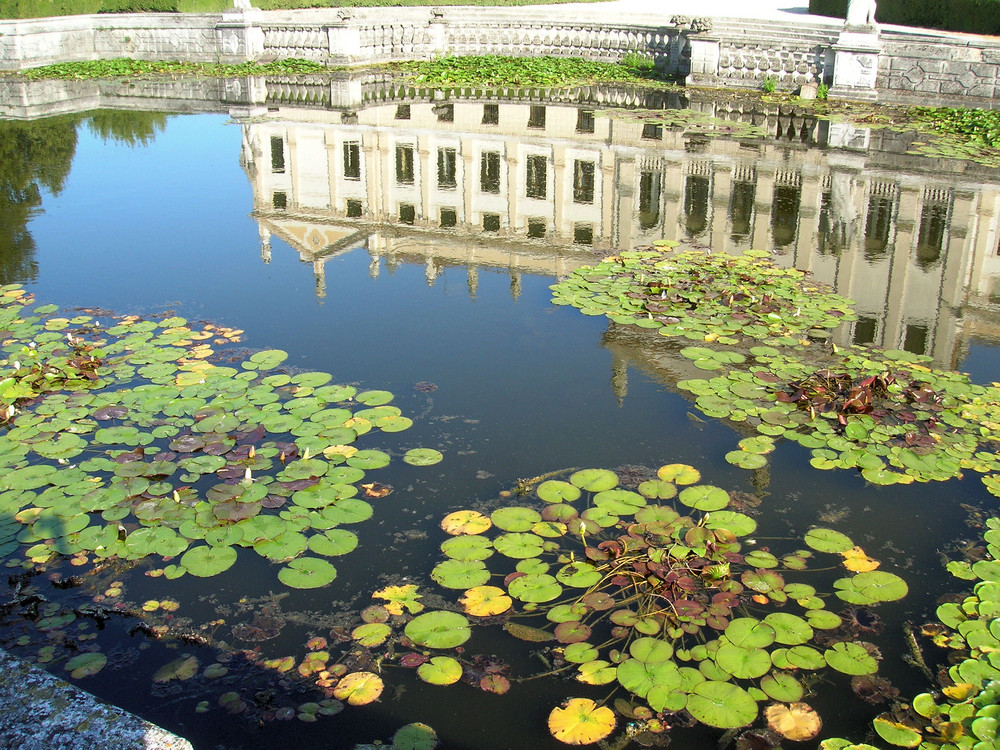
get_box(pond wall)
[0,6,999,105]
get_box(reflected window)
[527,218,546,238]
[817,191,843,257]
[483,213,501,232]
[853,316,877,345]
[435,103,454,123]
[573,160,595,204]
[576,109,595,134]
[399,203,415,225]
[343,142,361,180]
[916,203,948,269]
[528,105,546,129]
[346,199,362,218]
[864,195,894,260]
[573,224,594,245]
[639,171,661,231]
[684,175,710,237]
[730,181,755,239]
[482,104,499,125]
[771,185,801,249]
[480,151,501,193]
[272,191,286,210]
[270,136,285,174]
[396,145,415,185]
[526,155,547,200]
[437,148,457,189]
[440,208,457,228]
[395,104,410,120]
[904,324,929,355]
[642,123,662,140]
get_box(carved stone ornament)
[670,15,692,28]
[690,17,713,32]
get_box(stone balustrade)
[0,6,998,105]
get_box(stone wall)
[877,29,1000,102]
[0,7,998,105]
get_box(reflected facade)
[237,88,1000,370]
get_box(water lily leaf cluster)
[550,245,1000,486]
[0,286,440,591]
[824,516,1000,749]
[551,249,855,347]
[678,345,1000,485]
[412,465,907,741]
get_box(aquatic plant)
[17,57,328,80]
[551,248,855,348]
[329,465,908,744]
[822,516,1000,749]
[0,284,441,583]
[398,54,654,87]
[552,247,1000,487]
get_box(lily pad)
[332,671,383,706]
[180,545,238,577]
[834,571,908,604]
[403,448,443,466]
[404,611,472,649]
[277,557,337,588]
[417,656,463,685]
[548,698,616,745]
[65,652,107,678]
[686,681,758,729]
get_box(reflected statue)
[846,0,877,27]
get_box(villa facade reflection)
[238,89,1000,370]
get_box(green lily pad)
[491,506,542,532]
[569,468,619,492]
[508,573,562,603]
[686,681,758,729]
[417,656,463,685]
[760,670,804,702]
[404,611,471,649]
[834,571,909,604]
[392,723,439,750]
[494,532,545,559]
[616,658,682,699]
[537,480,581,503]
[678,485,729,511]
[308,529,358,557]
[804,528,854,553]
[65,652,107,678]
[403,448,443,466]
[346,450,391,470]
[180,545,238,577]
[277,557,337,588]
[824,642,878,675]
[440,534,493,562]
[431,559,490,589]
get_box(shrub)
[808,0,1000,35]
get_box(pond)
[3,76,1000,750]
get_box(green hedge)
[808,0,1000,35]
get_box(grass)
[912,106,1000,148]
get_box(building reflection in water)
[238,85,1000,372]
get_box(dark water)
[3,81,1000,749]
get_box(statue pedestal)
[828,28,880,101]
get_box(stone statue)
[845,0,877,27]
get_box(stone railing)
[0,6,998,105]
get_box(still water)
[3,76,1000,749]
